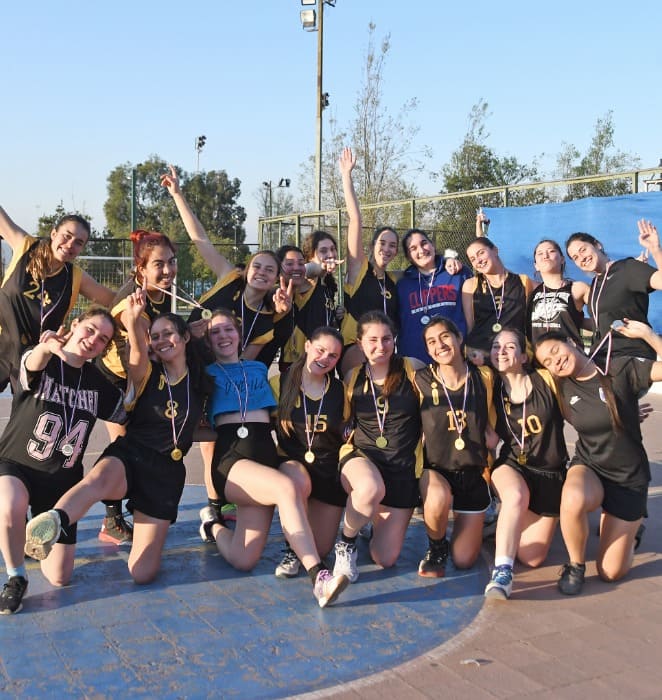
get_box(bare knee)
[129,562,160,585]
[452,550,479,570]
[597,562,629,583]
[43,571,72,587]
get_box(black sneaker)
[0,576,28,615]
[99,514,133,544]
[418,539,449,578]
[558,563,585,595]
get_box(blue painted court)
[0,486,487,698]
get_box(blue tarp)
[482,191,662,331]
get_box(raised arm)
[24,326,68,371]
[0,205,29,251]
[340,147,363,285]
[161,165,233,280]
[615,318,662,358]
[124,289,151,388]
[638,219,662,289]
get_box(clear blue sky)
[2,1,661,244]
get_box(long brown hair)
[277,326,343,436]
[27,214,91,281]
[357,310,403,398]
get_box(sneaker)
[358,522,373,540]
[558,563,585,595]
[275,548,301,578]
[199,506,221,543]
[98,514,133,544]
[333,540,359,583]
[313,569,349,608]
[25,510,61,560]
[484,564,513,599]
[418,540,449,578]
[0,576,28,615]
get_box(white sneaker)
[333,540,359,583]
[313,569,348,608]
[275,548,301,578]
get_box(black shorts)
[99,437,185,523]
[0,459,80,545]
[493,462,565,517]
[339,447,420,509]
[425,465,491,513]
[212,423,279,502]
[279,449,347,507]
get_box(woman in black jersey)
[485,328,568,600]
[462,236,534,366]
[271,327,347,578]
[25,290,211,586]
[535,326,662,595]
[414,317,496,579]
[526,240,590,347]
[198,310,348,608]
[0,308,124,614]
[97,229,180,545]
[332,311,424,584]
[340,147,400,376]
[565,221,662,362]
[0,207,114,392]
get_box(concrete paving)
[0,395,661,699]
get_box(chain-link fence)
[258,167,662,273]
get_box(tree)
[103,156,247,290]
[433,99,543,246]
[297,23,427,235]
[555,110,641,200]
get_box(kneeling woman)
[199,309,348,608]
[486,328,568,599]
[271,326,347,578]
[0,308,125,614]
[333,311,424,584]
[535,325,662,595]
[25,291,209,585]
[414,317,496,579]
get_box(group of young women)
[0,160,660,616]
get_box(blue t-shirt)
[206,360,276,424]
[396,257,471,362]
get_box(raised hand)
[273,276,294,314]
[160,164,181,196]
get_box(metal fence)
[257,167,662,272]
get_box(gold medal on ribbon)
[375,435,388,448]
[304,450,315,464]
[201,309,212,320]
[171,447,183,461]
[492,322,502,333]
[454,437,465,451]
[518,451,527,465]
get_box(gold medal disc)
[454,437,465,451]
[492,322,502,333]
[304,450,315,464]
[171,447,183,461]
[518,451,527,465]
[201,309,212,320]
[375,435,388,448]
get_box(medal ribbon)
[40,266,70,333]
[58,358,83,458]
[485,274,506,326]
[432,363,469,442]
[241,295,264,352]
[163,367,190,455]
[302,377,328,456]
[365,364,388,442]
[500,382,527,458]
[216,360,249,427]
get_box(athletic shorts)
[0,459,80,545]
[493,461,565,517]
[425,465,491,514]
[212,423,279,502]
[99,437,185,523]
[279,449,346,507]
[339,447,420,509]
[567,463,648,522]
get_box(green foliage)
[103,156,247,290]
[556,110,641,200]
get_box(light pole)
[300,0,334,213]
[262,178,291,219]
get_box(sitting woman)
[198,309,348,608]
[24,290,210,585]
[0,308,125,614]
